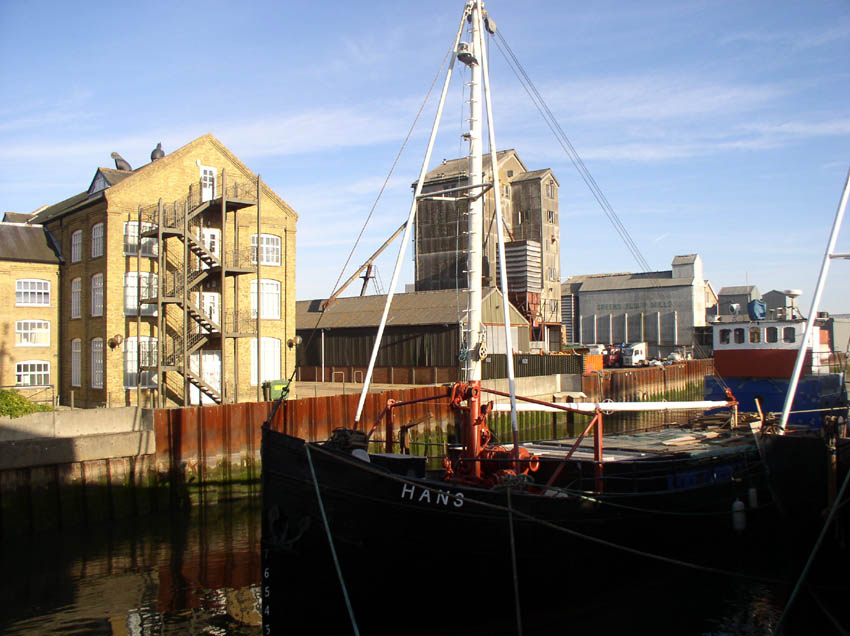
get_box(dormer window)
[88,172,109,196]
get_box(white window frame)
[251,234,282,266]
[91,273,103,316]
[71,339,81,387]
[16,279,51,306]
[547,210,556,224]
[124,272,158,316]
[91,222,104,258]
[124,222,159,257]
[16,360,50,387]
[200,164,217,202]
[251,279,281,319]
[91,338,104,388]
[124,336,159,388]
[71,230,82,263]
[71,277,81,319]
[15,320,50,347]
[251,337,281,386]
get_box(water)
[0,497,846,635]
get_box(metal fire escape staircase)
[138,172,260,406]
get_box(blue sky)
[2,1,849,313]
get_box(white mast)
[464,0,485,382]
[779,168,850,432]
[477,7,520,440]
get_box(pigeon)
[111,152,132,171]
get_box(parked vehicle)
[603,344,622,368]
[621,342,647,367]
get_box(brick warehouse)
[15,134,297,408]
[0,223,62,402]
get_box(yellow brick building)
[29,134,297,408]
[0,223,62,404]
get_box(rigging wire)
[490,31,651,273]
[293,36,455,360]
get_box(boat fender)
[748,487,758,509]
[732,498,746,534]
[351,448,371,463]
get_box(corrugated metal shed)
[297,287,527,330]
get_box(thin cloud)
[722,21,850,50]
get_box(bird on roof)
[151,142,165,161]
[111,152,132,171]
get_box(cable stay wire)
[492,31,651,273]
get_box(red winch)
[445,381,540,487]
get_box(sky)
[1,0,849,313]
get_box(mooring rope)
[305,444,361,636]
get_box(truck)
[621,342,647,367]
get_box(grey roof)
[421,150,521,184]
[562,270,691,293]
[30,189,102,225]
[31,165,144,225]
[671,254,698,265]
[718,285,757,296]
[510,168,559,186]
[97,167,134,186]
[2,212,33,223]
[0,224,62,264]
[297,287,524,329]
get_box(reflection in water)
[0,499,262,636]
[0,493,845,635]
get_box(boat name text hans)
[400,484,464,508]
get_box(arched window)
[251,337,281,386]
[91,273,103,316]
[251,234,282,266]
[91,338,104,388]
[251,279,281,319]
[71,230,82,263]
[71,278,82,319]
[91,223,104,258]
[71,339,81,387]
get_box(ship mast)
[779,168,850,431]
[464,0,485,382]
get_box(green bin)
[263,379,290,401]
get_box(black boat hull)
[261,427,773,634]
